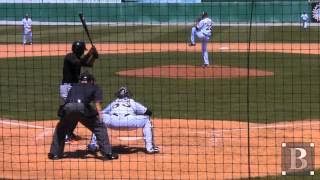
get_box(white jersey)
[22,18,32,32]
[301,14,309,21]
[103,98,147,116]
[197,17,213,36]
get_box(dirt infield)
[0,42,319,58]
[117,65,274,79]
[1,118,320,179]
[0,43,319,179]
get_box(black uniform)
[50,82,116,160]
[60,51,94,140]
[62,53,92,84]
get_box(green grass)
[241,170,320,180]
[0,52,319,122]
[0,25,319,43]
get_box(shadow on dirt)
[62,145,146,160]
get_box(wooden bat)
[79,12,94,47]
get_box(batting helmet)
[79,71,95,83]
[115,86,132,99]
[72,40,87,57]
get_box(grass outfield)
[0,52,319,121]
[0,25,319,43]
[243,171,320,180]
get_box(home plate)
[118,136,143,141]
[219,47,229,50]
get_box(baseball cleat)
[101,153,119,160]
[189,43,196,46]
[146,146,160,154]
[201,64,209,68]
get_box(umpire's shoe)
[101,153,119,160]
[48,153,65,160]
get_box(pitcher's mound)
[117,65,274,79]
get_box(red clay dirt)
[117,65,274,79]
[0,43,318,180]
[1,118,320,180]
[0,43,319,58]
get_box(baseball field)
[0,22,320,180]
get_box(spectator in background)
[22,14,32,45]
[300,11,309,30]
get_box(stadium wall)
[0,1,309,23]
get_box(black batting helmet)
[115,86,132,99]
[72,40,87,57]
[79,71,95,83]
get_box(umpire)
[49,71,118,160]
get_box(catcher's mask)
[72,40,87,57]
[115,86,132,99]
[79,71,95,84]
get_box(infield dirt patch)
[117,65,274,79]
[1,118,320,179]
[0,43,318,58]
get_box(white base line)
[1,120,55,141]
[0,120,53,129]
[36,129,55,141]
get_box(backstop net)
[0,0,319,179]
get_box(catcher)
[87,86,160,154]
[59,40,99,143]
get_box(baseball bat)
[79,12,94,47]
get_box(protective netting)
[0,1,319,179]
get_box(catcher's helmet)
[79,71,95,83]
[115,86,132,99]
[72,40,87,57]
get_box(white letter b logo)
[289,148,308,170]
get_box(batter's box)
[281,142,315,176]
